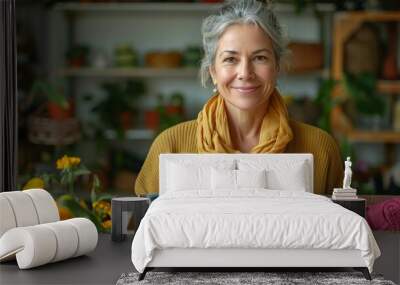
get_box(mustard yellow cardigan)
[134,119,343,196]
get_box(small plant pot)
[144,110,160,130]
[119,111,133,130]
[47,102,73,120]
[166,105,184,115]
[68,57,86,68]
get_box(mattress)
[131,190,380,273]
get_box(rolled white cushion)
[0,191,39,227]
[42,221,79,262]
[24,189,60,223]
[0,218,98,269]
[0,196,17,237]
[0,226,57,269]
[65,218,98,257]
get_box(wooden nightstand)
[331,198,366,218]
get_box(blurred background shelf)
[53,2,335,14]
[378,81,400,94]
[58,67,329,79]
[58,67,200,78]
[54,2,223,13]
[104,129,155,140]
[347,130,400,143]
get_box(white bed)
[131,154,380,280]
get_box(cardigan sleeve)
[325,136,344,195]
[134,131,173,196]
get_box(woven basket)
[28,116,81,145]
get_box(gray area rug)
[116,271,396,285]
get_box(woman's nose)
[237,60,254,80]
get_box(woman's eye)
[223,57,236,63]
[254,55,267,62]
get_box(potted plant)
[31,80,73,120]
[155,92,185,133]
[66,45,90,68]
[92,79,146,134]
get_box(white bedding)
[131,190,380,273]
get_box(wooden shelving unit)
[331,11,400,145]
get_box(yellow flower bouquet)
[23,155,113,232]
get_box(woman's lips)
[232,86,259,94]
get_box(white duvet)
[131,190,380,273]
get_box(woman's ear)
[275,61,280,74]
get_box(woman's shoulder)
[288,120,338,151]
[152,120,197,151]
[157,120,197,139]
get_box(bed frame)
[138,154,371,281]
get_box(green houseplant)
[31,80,72,120]
[92,80,146,135]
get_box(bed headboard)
[159,153,314,195]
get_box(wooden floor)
[0,234,134,285]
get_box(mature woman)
[135,0,343,196]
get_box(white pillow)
[238,159,309,192]
[211,168,267,190]
[166,160,235,192]
[237,169,267,188]
[211,168,236,190]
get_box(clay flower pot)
[119,111,133,130]
[145,110,160,130]
[47,101,73,120]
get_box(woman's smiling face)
[210,23,279,111]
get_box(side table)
[111,197,150,242]
[331,197,366,218]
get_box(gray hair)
[200,0,289,87]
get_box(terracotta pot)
[145,51,182,68]
[166,105,184,115]
[144,110,160,130]
[68,57,86,68]
[119,111,133,130]
[47,102,73,120]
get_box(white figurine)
[343,157,353,190]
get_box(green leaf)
[73,167,91,177]
[90,175,100,204]
[58,195,102,230]
[343,73,385,116]
[95,193,113,203]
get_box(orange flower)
[58,206,73,220]
[102,219,112,230]
[93,200,111,216]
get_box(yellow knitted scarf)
[196,89,293,153]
